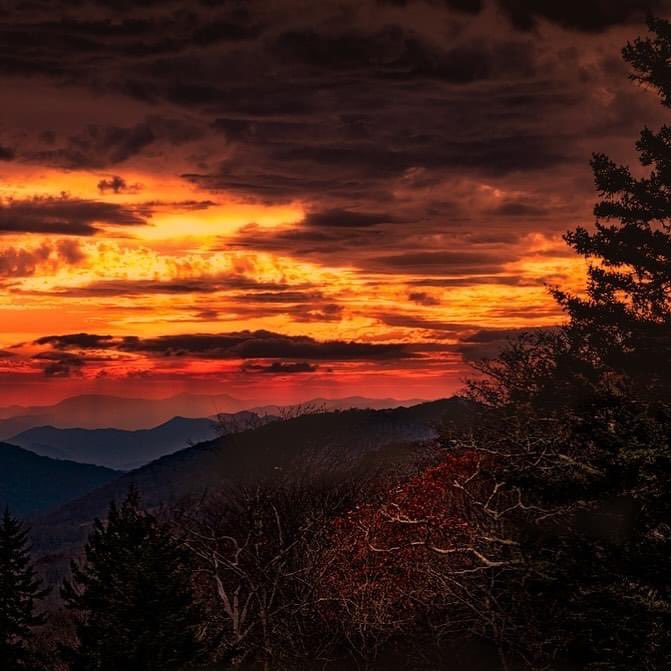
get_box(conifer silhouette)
[62,487,202,671]
[0,510,47,671]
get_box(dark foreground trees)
[0,510,47,671]
[462,15,671,670]
[176,476,364,670]
[10,16,671,671]
[317,15,671,670]
[61,488,202,671]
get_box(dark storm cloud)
[55,239,86,264]
[495,0,663,32]
[0,145,15,160]
[0,240,85,277]
[0,244,51,277]
[408,291,441,306]
[0,197,148,235]
[98,176,126,193]
[3,1,576,198]
[195,309,219,320]
[376,312,468,333]
[241,361,318,374]
[455,326,557,361]
[34,351,87,378]
[230,210,528,274]
[31,330,414,361]
[185,128,570,208]
[180,299,345,325]
[43,360,83,378]
[28,277,312,298]
[274,26,537,83]
[235,290,324,303]
[377,0,483,10]
[0,6,264,80]
[97,175,142,194]
[33,348,122,377]
[35,333,115,349]
[383,0,662,31]
[30,116,202,169]
[488,201,549,217]
[143,200,217,211]
[292,303,345,323]
[230,223,387,260]
[408,274,528,286]
[2,0,669,283]
[303,209,397,228]
[370,250,506,274]
[119,331,412,360]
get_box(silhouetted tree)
[554,16,671,397]
[177,475,362,670]
[463,16,671,670]
[322,449,526,669]
[62,488,202,671]
[0,510,47,671]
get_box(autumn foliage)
[316,450,522,661]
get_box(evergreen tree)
[0,510,47,671]
[464,16,671,670]
[62,488,202,671]
[555,15,671,396]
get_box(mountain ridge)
[30,397,469,556]
[8,416,223,470]
[0,393,427,435]
[0,442,120,516]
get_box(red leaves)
[318,451,489,626]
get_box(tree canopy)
[62,488,202,671]
[0,510,47,671]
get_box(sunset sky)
[0,0,666,405]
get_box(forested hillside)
[0,444,119,516]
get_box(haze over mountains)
[0,393,426,436]
[0,388,470,593]
[8,417,222,470]
[28,398,470,559]
[0,393,252,434]
[0,393,449,549]
[0,443,119,516]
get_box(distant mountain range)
[0,393,426,436]
[31,397,472,557]
[0,393,250,434]
[249,396,428,416]
[7,416,223,470]
[0,443,119,516]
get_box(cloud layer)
[0,0,665,401]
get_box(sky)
[0,0,667,405]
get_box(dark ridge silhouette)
[0,443,120,516]
[9,416,222,470]
[30,398,470,556]
[0,393,250,433]
[0,393,426,435]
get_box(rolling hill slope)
[0,443,120,516]
[31,398,472,555]
[0,394,426,436]
[9,416,221,470]
[0,393,249,433]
